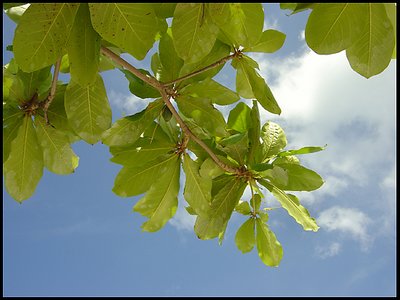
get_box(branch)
[162,52,237,87]
[100,46,162,90]
[100,46,242,175]
[43,58,61,124]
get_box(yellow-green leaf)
[13,3,79,72]
[346,3,395,78]
[34,115,79,175]
[67,3,101,86]
[235,217,256,253]
[183,154,212,216]
[4,115,43,202]
[64,74,111,144]
[256,218,283,267]
[89,3,161,60]
[133,156,180,232]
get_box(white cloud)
[317,206,372,251]
[108,89,152,117]
[315,241,341,259]
[255,49,396,195]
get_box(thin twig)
[43,58,62,124]
[162,53,237,87]
[101,46,242,175]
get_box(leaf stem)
[100,46,242,175]
[162,52,237,87]
[42,58,61,124]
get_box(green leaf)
[346,3,395,78]
[172,3,219,63]
[3,106,24,163]
[243,30,286,53]
[121,69,161,99]
[259,180,319,232]
[102,99,164,146]
[46,84,80,143]
[133,156,180,232]
[233,57,281,115]
[154,3,177,18]
[4,115,43,202]
[199,157,225,179]
[264,163,324,192]
[180,78,239,106]
[305,3,368,54]
[3,65,24,105]
[183,154,212,216]
[210,4,263,48]
[34,115,79,175]
[384,3,396,59]
[256,218,283,267]
[67,3,101,86]
[159,28,184,82]
[89,3,160,60]
[110,137,174,167]
[261,121,287,161]
[13,3,79,72]
[218,133,248,165]
[247,101,262,165]
[113,154,177,197]
[235,201,251,215]
[273,155,300,166]
[178,39,230,86]
[176,95,227,137]
[235,218,256,253]
[227,102,251,133]
[194,177,246,239]
[64,74,111,144]
[18,66,52,100]
[277,145,326,157]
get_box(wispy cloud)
[108,89,152,117]
[317,206,373,251]
[315,241,341,259]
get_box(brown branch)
[100,46,242,175]
[43,58,62,124]
[100,46,162,90]
[162,52,237,87]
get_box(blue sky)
[3,4,396,296]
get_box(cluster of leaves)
[3,3,396,267]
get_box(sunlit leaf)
[183,154,212,216]
[243,30,286,53]
[13,3,79,72]
[259,180,319,232]
[261,121,287,161]
[256,218,283,267]
[305,3,368,54]
[34,115,79,175]
[67,3,101,86]
[346,3,395,78]
[4,115,43,202]
[235,218,256,253]
[133,156,180,232]
[3,106,24,163]
[181,78,239,106]
[113,154,177,197]
[227,102,251,133]
[64,74,111,144]
[172,3,219,63]
[176,95,227,137]
[277,145,326,157]
[195,177,246,239]
[89,3,161,60]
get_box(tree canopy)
[2,3,396,267]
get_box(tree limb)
[100,46,242,175]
